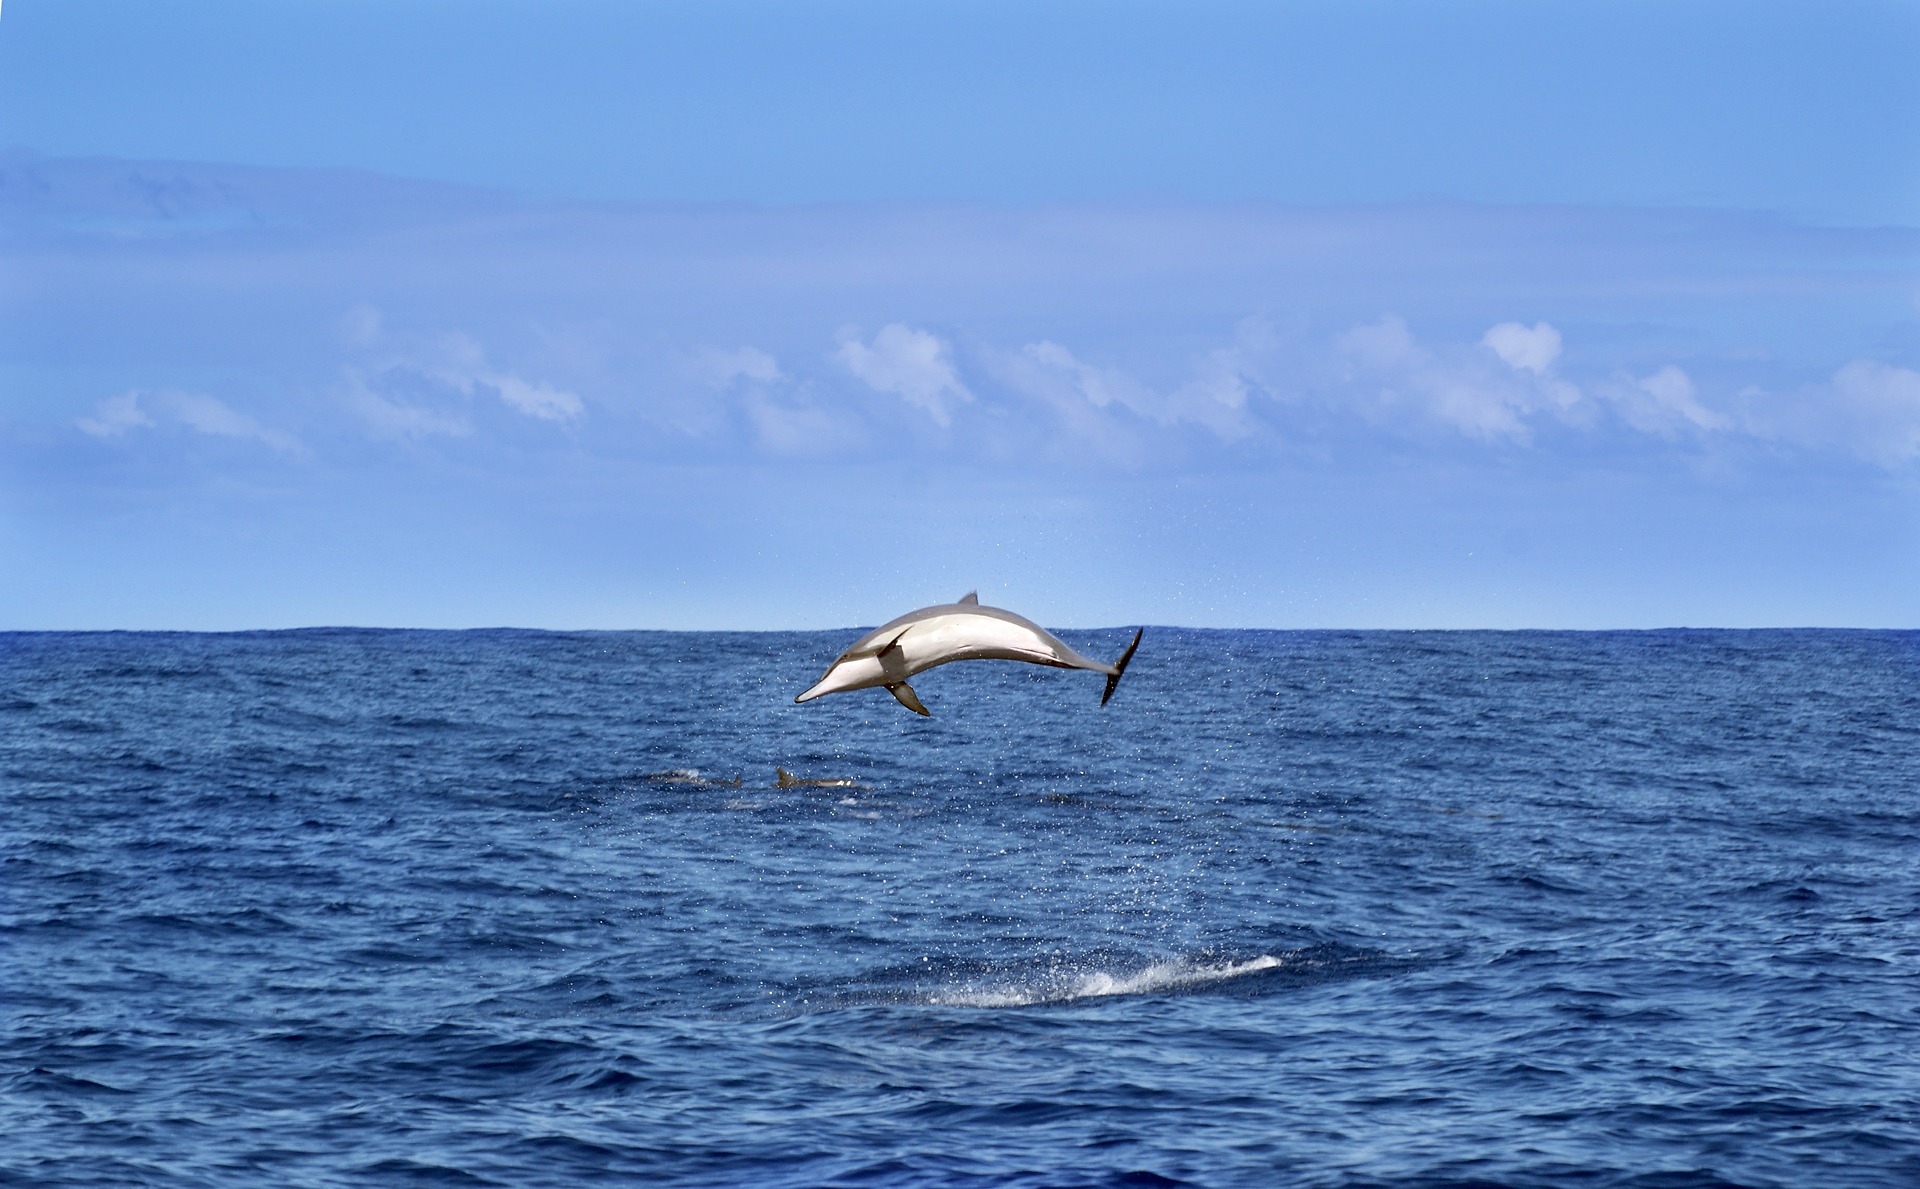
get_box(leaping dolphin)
[794,592,1143,716]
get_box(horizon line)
[4,624,1913,636]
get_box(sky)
[2,1,1917,629]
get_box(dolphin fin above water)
[1101,628,1145,707]
[795,596,1143,716]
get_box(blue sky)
[2,1,1917,629]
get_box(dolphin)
[794,592,1143,716]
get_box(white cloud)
[341,310,585,433]
[989,341,1150,460]
[1339,315,1533,441]
[490,375,584,421]
[1005,340,1148,417]
[166,392,289,446]
[835,324,972,426]
[339,368,473,439]
[998,322,1263,445]
[1743,360,1920,467]
[1482,320,1582,416]
[1482,322,1562,374]
[1426,374,1531,441]
[690,345,782,388]
[746,395,863,456]
[1015,340,1126,410]
[77,389,299,451]
[1338,315,1418,371]
[417,331,585,422]
[1170,339,1259,440]
[76,392,153,437]
[1830,360,1920,465]
[1332,316,1593,442]
[1604,365,1728,436]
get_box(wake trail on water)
[920,953,1290,1008]
[779,939,1408,1016]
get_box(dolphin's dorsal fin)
[957,591,978,605]
[776,767,796,787]
[887,682,931,716]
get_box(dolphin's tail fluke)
[1101,628,1144,706]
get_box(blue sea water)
[3,627,1918,1188]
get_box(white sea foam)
[924,954,1287,1008]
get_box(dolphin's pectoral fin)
[1101,628,1144,706]
[957,590,979,605]
[887,682,931,716]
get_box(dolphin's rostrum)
[794,592,1143,716]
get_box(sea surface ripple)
[4,628,1918,1187]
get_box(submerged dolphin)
[794,592,1143,716]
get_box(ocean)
[4,627,1917,1187]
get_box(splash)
[922,953,1288,1008]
